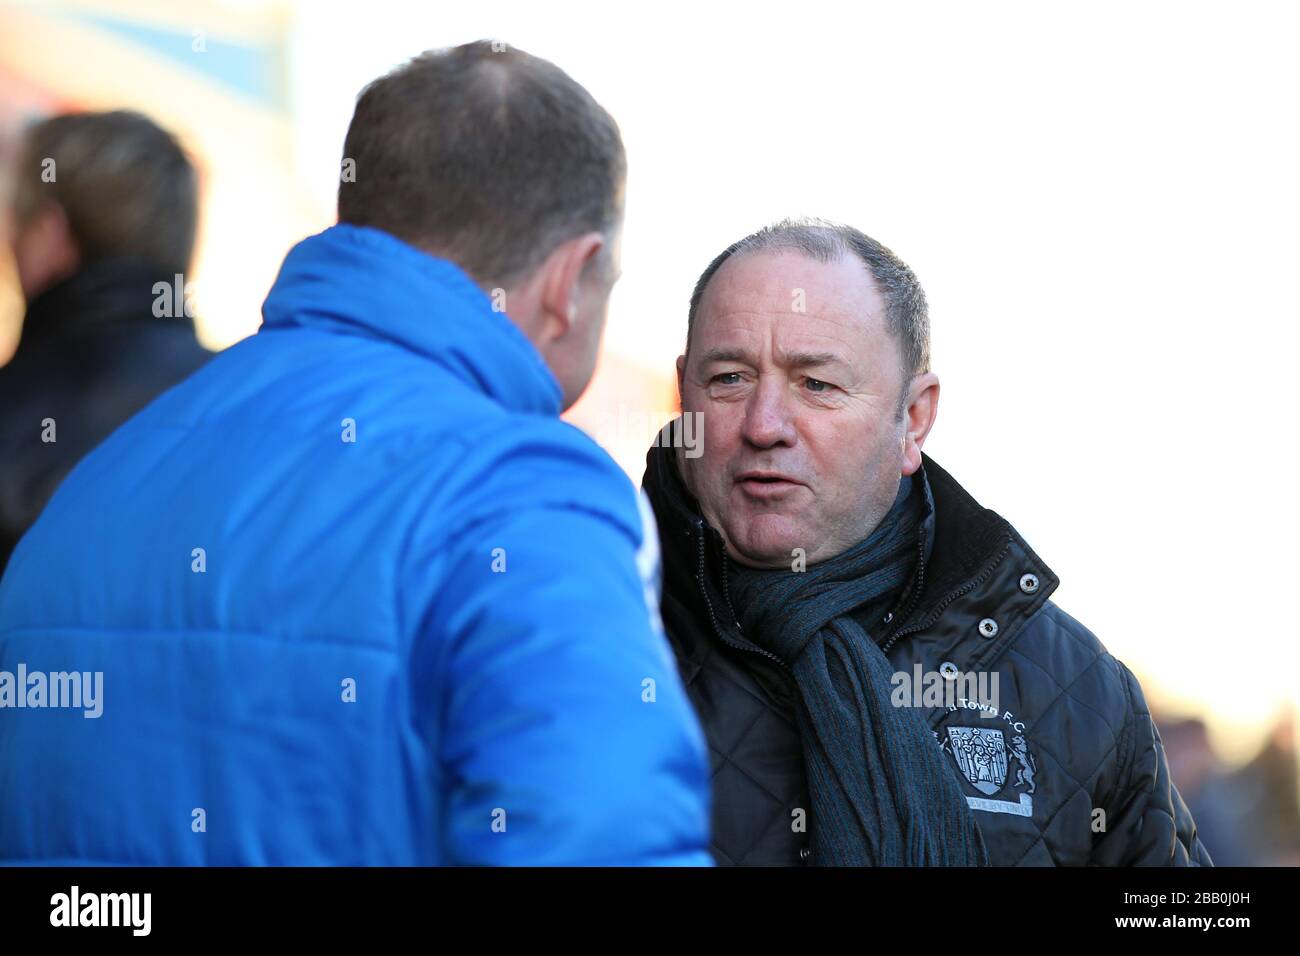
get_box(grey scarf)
[727,468,988,866]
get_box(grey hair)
[686,217,931,415]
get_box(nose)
[740,374,797,449]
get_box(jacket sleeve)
[418,428,713,866]
[1091,659,1214,866]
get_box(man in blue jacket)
[0,42,712,865]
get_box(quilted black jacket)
[642,442,1212,867]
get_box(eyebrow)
[700,347,752,365]
[777,350,844,369]
[699,347,846,369]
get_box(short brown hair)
[337,41,626,289]
[13,110,198,276]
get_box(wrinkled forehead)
[691,249,889,357]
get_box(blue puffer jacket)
[0,224,712,866]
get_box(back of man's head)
[11,110,197,291]
[337,41,626,291]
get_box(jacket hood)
[261,223,562,416]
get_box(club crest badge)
[947,726,1008,795]
[937,720,1039,817]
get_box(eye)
[711,372,742,386]
[804,377,832,392]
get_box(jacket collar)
[260,224,562,416]
[641,436,1059,655]
[18,258,189,353]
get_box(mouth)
[734,471,805,499]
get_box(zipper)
[692,519,791,673]
[879,540,1008,655]
[719,547,741,629]
[878,533,928,654]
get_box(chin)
[728,517,805,569]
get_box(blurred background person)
[1158,708,1300,866]
[1159,715,1255,866]
[1229,710,1300,866]
[0,109,210,572]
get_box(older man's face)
[677,250,914,569]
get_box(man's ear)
[675,353,687,408]
[14,201,80,300]
[901,372,940,476]
[538,231,605,343]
